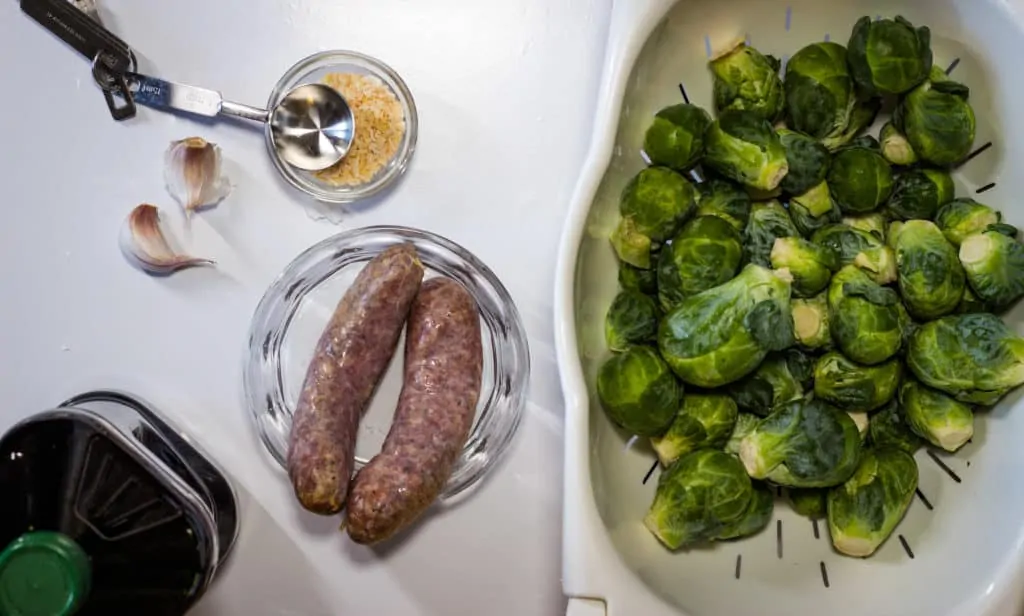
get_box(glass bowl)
[265,51,419,204]
[244,226,530,499]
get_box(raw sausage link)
[287,243,424,515]
[345,277,484,543]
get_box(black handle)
[20,0,134,73]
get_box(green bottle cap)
[0,531,91,616]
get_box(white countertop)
[0,1,610,614]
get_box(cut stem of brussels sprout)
[847,412,869,439]
[605,290,660,352]
[792,292,832,349]
[827,448,918,558]
[935,199,1002,247]
[650,394,739,466]
[597,346,682,436]
[744,200,801,267]
[959,231,1024,311]
[853,245,898,285]
[611,217,654,269]
[900,380,974,452]
[880,122,919,166]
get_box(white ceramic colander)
[554,1,1024,615]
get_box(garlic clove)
[164,137,232,215]
[120,204,214,275]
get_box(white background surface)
[0,1,611,614]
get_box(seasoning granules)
[315,72,405,186]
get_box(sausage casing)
[345,277,484,543]
[287,243,424,515]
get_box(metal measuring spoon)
[127,74,355,171]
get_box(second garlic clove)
[164,137,232,215]
[120,204,214,276]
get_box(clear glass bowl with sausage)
[244,226,530,506]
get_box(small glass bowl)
[265,51,419,204]
[244,226,531,499]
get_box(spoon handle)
[124,72,270,123]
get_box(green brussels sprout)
[644,449,753,549]
[847,16,933,96]
[704,110,790,192]
[959,230,1024,311]
[957,286,990,314]
[716,484,774,541]
[853,245,898,286]
[643,104,713,171]
[813,351,902,412]
[695,176,752,231]
[657,216,743,311]
[605,290,660,352]
[812,223,894,283]
[726,412,761,456]
[620,167,697,243]
[784,42,856,144]
[611,217,654,269]
[744,200,800,267]
[709,43,785,121]
[659,264,795,388]
[827,448,918,558]
[894,67,976,167]
[784,347,816,387]
[778,129,832,196]
[728,352,806,417]
[789,488,827,519]
[828,265,903,365]
[651,394,739,466]
[842,213,888,242]
[907,313,1024,405]
[619,261,658,296]
[890,220,966,320]
[879,122,919,166]
[823,99,882,152]
[792,292,832,349]
[900,380,974,452]
[848,411,870,439]
[770,236,839,297]
[790,181,841,237]
[739,398,861,488]
[827,142,895,214]
[884,168,955,221]
[596,346,681,436]
[868,399,924,454]
[935,199,1002,247]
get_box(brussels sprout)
[823,99,882,152]
[812,223,893,283]
[744,200,800,267]
[739,398,861,488]
[847,16,933,96]
[959,230,1024,311]
[695,176,752,231]
[828,142,894,214]
[596,346,681,436]
[611,217,654,269]
[848,411,870,439]
[779,129,832,196]
[651,394,739,466]
[879,122,919,167]
[827,448,918,558]
[813,352,902,412]
[894,68,976,167]
[868,399,924,454]
[900,380,974,452]
[659,264,795,388]
[853,245,898,286]
[907,313,1024,405]
[726,412,761,456]
[716,484,774,540]
[790,181,841,237]
[709,43,785,121]
[842,213,888,242]
[704,110,790,192]
[784,42,856,143]
[957,286,990,315]
[935,199,1002,247]
[605,290,660,352]
[828,265,903,365]
[890,220,966,319]
[658,216,744,311]
[644,449,753,549]
[784,347,816,387]
[619,261,658,296]
[792,292,832,349]
[885,168,955,221]
[771,237,839,297]
[789,488,827,519]
[621,167,697,243]
[643,104,713,171]
[728,352,806,417]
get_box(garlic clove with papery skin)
[120,204,214,276]
[164,137,232,215]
